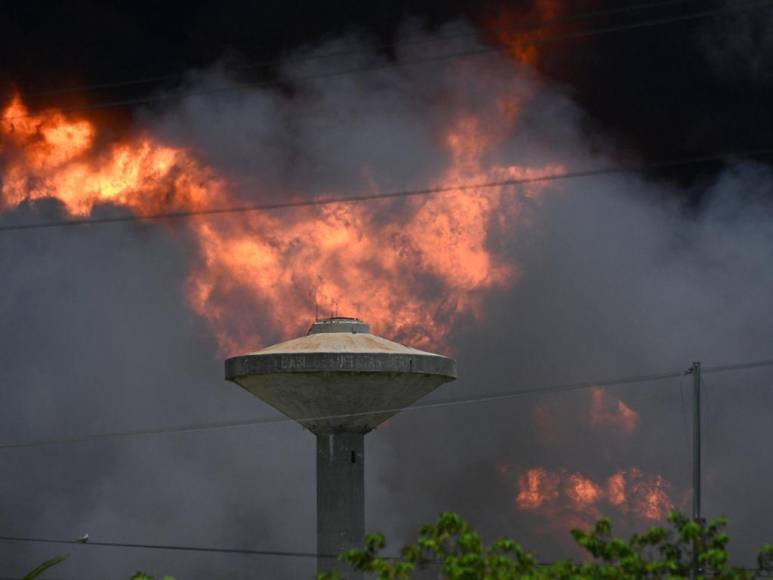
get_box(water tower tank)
[225,317,456,575]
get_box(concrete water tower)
[225,316,456,575]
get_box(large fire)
[513,466,673,521]
[0,33,672,533]
[0,96,223,216]
[0,94,561,353]
[501,388,675,528]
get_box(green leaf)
[22,554,69,580]
[758,544,773,571]
[365,533,386,551]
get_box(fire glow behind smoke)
[0,37,673,541]
[491,0,564,67]
[590,386,639,433]
[187,113,564,353]
[500,388,675,527]
[514,466,673,521]
[4,13,773,578]
[0,97,224,216]
[0,95,561,352]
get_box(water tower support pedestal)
[317,431,364,575]
[225,317,456,579]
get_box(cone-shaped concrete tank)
[225,317,456,576]
[225,317,457,433]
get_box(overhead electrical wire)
[16,0,718,98]
[1,526,772,572]
[1,3,772,572]
[1,148,773,234]
[703,358,773,375]
[3,0,772,121]
[0,5,770,451]
[0,368,680,450]
[0,534,338,561]
[2,357,773,451]
[1,359,772,565]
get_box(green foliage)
[758,544,773,573]
[319,511,773,579]
[21,558,174,580]
[22,554,69,579]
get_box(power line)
[0,535,338,561]
[2,357,771,452]
[15,0,708,99]
[703,358,773,375]
[2,533,773,570]
[4,357,773,451]
[4,0,771,121]
[2,148,772,234]
[0,368,681,449]
[2,364,772,572]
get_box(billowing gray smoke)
[1,21,772,579]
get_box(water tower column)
[225,317,456,577]
[316,431,365,575]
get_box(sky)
[1,1,773,578]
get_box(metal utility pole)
[687,361,703,579]
[690,361,702,523]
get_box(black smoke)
[2,4,773,578]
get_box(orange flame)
[517,467,560,509]
[0,95,563,352]
[516,386,667,526]
[589,387,639,434]
[565,472,602,509]
[511,466,674,521]
[607,470,627,506]
[1,96,224,216]
[186,113,563,351]
[490,0,563,67]
[622,468,674,520]
[533,388,639,444]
